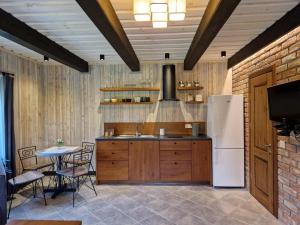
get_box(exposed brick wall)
[232,26,300,225]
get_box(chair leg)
[7,185,15,219]
[88,174,97,196]
[72,178,76,207]
[40,179,47,206]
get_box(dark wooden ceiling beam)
[0,8,89,72]
[76,0,140,71]
[228,3,300,69]
[184,0,241,70]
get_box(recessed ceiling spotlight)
[44,56,49,61]
[165,53,170,59]
[100,54,105,60]
[221,51,226,58]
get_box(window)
[0,74,5,161]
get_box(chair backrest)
[17,146,37,170]
[82,142,95,152]
[72,150,93,171]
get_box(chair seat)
[56,166,88,178]
[24,162,54,171]
[63,159,89,166]
[8,171,44,186]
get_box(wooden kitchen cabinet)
[129,141,159,181]
[96,139,211,184]
[96,140,129,183]
[192,140,212,183]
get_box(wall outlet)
[185,123,192,129]
[278,140,285,149]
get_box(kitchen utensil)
[195,94,203,102]
[192,123,199,136]
[134,97,141,102]
[193,81,200,87]
[178,81,185,87]
[187,94,194,102]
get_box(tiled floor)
[9,181,282,225]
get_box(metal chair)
[2,160,47,218]
[63,142,96,174]
[57,149,97,207]
[17,146,54,173]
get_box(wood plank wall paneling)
[0,48,230,173]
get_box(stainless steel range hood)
[160,64,179,101]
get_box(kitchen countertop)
[96,134,211,141]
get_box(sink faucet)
[135,121,144,137]
[135,123,141,137]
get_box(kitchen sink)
[114,134,157,138]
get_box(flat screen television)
[268,80,300,123]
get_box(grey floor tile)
[126,206,157,222]
[176,215,209,225]
[140,215,174,225]
[159,206,188,223]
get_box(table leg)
[43,155,76,199]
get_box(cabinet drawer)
[99,141,128,151]
[98,150,128,161]
[97,161,128,181]
[160,150,191,161]
[160,161,191,181]
[160,141,191,150]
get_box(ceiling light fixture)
[168,0,186,21]
[44,56,49,61]
[133,0,186,28]
[221,51,226,58]
[100,54,105,60]
[133,0,151,21]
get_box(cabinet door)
[129,141,159,181]
[129,141,143,180]
[98,161,128,181]
[143,141,159,181]
[160,161,191,181]
[192,140,212,183]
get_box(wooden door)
[192,140,212,183]
[129,141,159,181]
[249,67,276,215]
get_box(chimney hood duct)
[160,64,179,101]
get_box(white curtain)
[0,74,5,161]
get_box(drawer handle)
[174,142,177,145]
[174,152,177,155]
[193,142,196,144]
[174,162,178,165]
[112,152,115,155]
[130,142,133,144]
[111,142,115,145]
[111,162,114,165]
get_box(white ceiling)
[0,0,299,65]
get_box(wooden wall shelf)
[100,87,160,92]
[100,102,155,105]
[177,86,203,91]
[185,101,204,104]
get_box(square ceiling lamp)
[134,0,151,21]
[168,0,186,21]
[133,0,186,28]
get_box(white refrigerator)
[207,95,244,187]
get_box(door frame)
[248,65,278,217]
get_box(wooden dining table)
[7,220,81,225]
[36,146,81,198]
